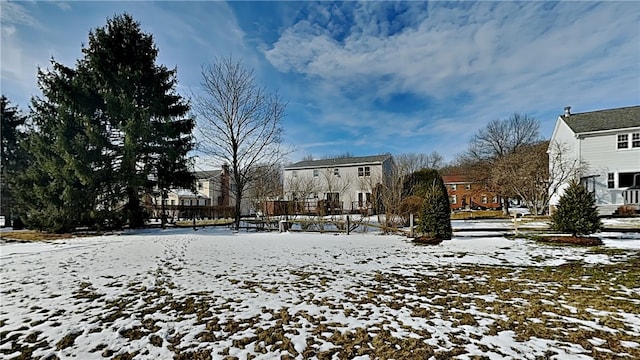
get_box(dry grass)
[2,241,638,359]
[0,231,76,242]
[451,210,508,220]
[174,218,234,227]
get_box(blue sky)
[1,1,639,166]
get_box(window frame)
[607,173,615,189]
[617,134,629,149]
[358,166,371,177]
[632,132,640,148]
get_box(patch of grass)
[55,331,81,350]
[174,218,234,227]
[0,231,76,242]
[451,210,509,220]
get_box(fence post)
[346,215,350,235]
[409,213,414,237]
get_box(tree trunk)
[234,187,242,230]
[502,196,510,215]
[126,186,144,228]
[160,189,167,229]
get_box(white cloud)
[264,1,639,158]
[267,2,638,103]
[0,2,44,105]
[0,1,41,28]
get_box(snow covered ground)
[1,224,639,359]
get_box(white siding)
[580,131,640,206]
[549,117,579,207]
[283,159,391,212]
[549,114,640,214]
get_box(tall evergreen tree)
[411,169,452,240]
[79,13,194,227]
[23,13,194,231]
[17,64,100,232]
[551,180,602,237]
[1,96,27,227]
[417,182,453,240]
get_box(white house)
[147,167,234,219]
[549,105,640,215]
[283,155,394,214]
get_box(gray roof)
[562,106,640,134]
[194,170,221,179]
[285,154,392,170]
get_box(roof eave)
[576,126,640,138]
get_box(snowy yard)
[1,222,639,359]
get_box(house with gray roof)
[549,105,640,215]
[283,154,394,214]
[148,166,233,220]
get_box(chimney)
[564,106,571,117]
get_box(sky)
[1,1,639,167]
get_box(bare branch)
[191,56,290,228]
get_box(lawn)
[1,223,639,359]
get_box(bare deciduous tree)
[462,113,541,214]
[193,56,287,229]
[248,164,283,217]
[284,174,318,215]
[317,168,354,217]
[375,159,409,228]
[547,140,588,212]
[395,152,444,173]
[490,142,549,215]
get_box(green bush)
[416,176,452,240]
[551,180,602,236]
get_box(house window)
[198,182,203,190]
[313,169,319,177]
[492,196,498,203]
[326,192,339,205]
[358,192,372,207]
[450,184,457,191]
[292,170,298,178]
[633,133,640,148]
[450,195,457,204]
[334,168,340,176]
[481,196,488,204]
[619,172,640,188]
[608,173,615,188]
[617,134,629,149]
[170,200,175,205]
[465,184,471,190]
[358,166,371,177]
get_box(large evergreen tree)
[1,96,27,227]
[22,13,194,231]
[551,180,602,237]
